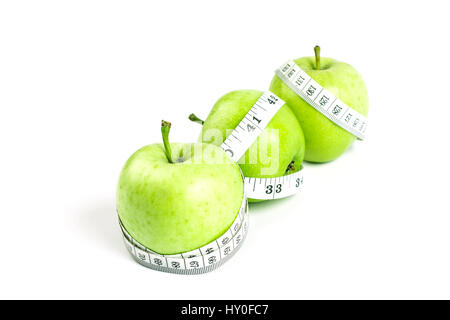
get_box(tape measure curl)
[220,91,305,200]
[119,192,249,275]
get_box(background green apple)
[269,46,369,163]
[192,90,305,201]
[116,121,244,255]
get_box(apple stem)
[161,120,174,164]
[286,161,296,173]
[188,113,204,125]
[314,45,321,70]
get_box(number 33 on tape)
[245,170,304,200]
[220,91,305,200]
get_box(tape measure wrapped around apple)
[189,90,306,202]
[117,121,249,274]
[269,46,369,163]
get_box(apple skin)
[269,57,369,163]
[199,90,305,201]
[116,142,244,255]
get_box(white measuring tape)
[275,60,368,140]
[221,91,304,200]
[221,92,285,162]
[245,170,303,200]
[119,193,248,275]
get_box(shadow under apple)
[248,195,296,214]
[78,198,128,258]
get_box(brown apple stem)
[314,45,321,70]
[188,113,204,125]
[286,161,296,173]
[161,120,174,163]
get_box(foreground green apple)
[116,121,244,255]
[269,46,369,163]
[190,90,305,201]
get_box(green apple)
[116,121,244,255]
[269,46,369,163]
[190,90,305,201]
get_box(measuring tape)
[221,92,285,162]
[221,91,305,200]
[119,192,248,275]
[275,60,368,140]
[245,170,303,200]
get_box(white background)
[1,0,449,299]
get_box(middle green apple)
[197,90,305,200]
